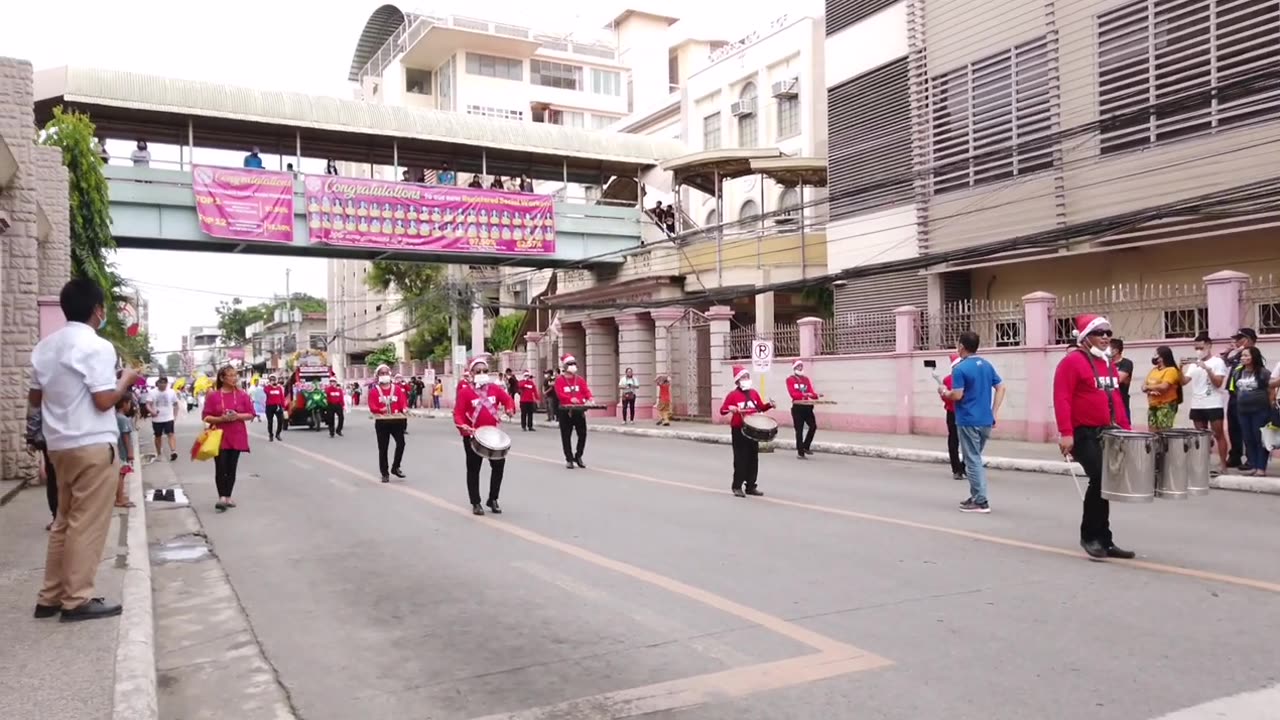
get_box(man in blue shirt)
[243,147,264,169]
[939,331,1006,513]
[437,161,456,186]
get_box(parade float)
[286,349,335,431]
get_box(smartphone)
[923,360,937,369]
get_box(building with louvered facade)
[824,0,1280,330]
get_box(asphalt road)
[163,414,1280,720]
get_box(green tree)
[488,312,525,353]
[366,262,469,361]
[216,293,327,344]
[40,107,154,365]
[365,343,399,369]
[164,352,183,376]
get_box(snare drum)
[471,425,512,460]
[741,414,778,442]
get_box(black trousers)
[731,426,759,490]
[557,409,587,461]
[621,395,636,422]
[1073,426,1113,546]
[791,405,816,453]
[546,394,559,421]
[462,436,505,505]
[520,402,537,430]
[326,405,345,435]
[1226,396,1244,467]
[945,410,964,475]
[375,419,407,476]
[266,405,286,437]
[214,449,243,498]
[44,451,57,519]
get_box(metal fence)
[728,323,801,360]
[920,299,1025,350]
[820,311,896,355]
[1244,274,1280,335]
[1052,282,1208,343]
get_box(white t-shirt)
[29,323,120,451]
[1184,356,1228,410]
[150,388,179,422]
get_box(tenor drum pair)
[1100,429,1211,503]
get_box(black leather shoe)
[33,604,60,619]
[745,488,764,497]
[391,468,406,478]
[1080,539,1107,559]
[381,475,390,483]
[1106,545,1136,560]
[574,458,586,469]
[566,460,575,469]
[60,598,122,623]
[732,488,746,498]
[471,504,485,516]
[486,500,502,514]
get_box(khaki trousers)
[39,443,117,610]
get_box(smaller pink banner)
[192,166,295,244]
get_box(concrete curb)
[112,456,158,720]
[384,407,1280,495]
[0,478,30,507]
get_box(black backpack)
[25,408,46,450]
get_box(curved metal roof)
[348,4,407,82]
[660,148,783,194]
[34,66,687,166]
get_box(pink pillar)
[707,306,734,403]
[38,296,65,340]
[615,310,656,419]
[1022,291,1057,442]
[797,316,823,359]
[1204,270,1249,341]
[524,331,544,378]
[651,308,685,384]
[583,317,617,417]
[893,306,920,434]
[498,350,517,373]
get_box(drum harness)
[467,388,501,429]
[1067,349,1122,501]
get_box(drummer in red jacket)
[786,360,821,458]
[324,377,346,438]
[1054,314,1135,561]
[368,364,409,483]
[720,365,774,497]
[554,354,593,469]
[454,354,516,515]
[516,370,540,432]
[264,374,287,442]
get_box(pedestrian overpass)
[34,66,686,266]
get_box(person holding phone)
[203,366,254,512]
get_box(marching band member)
[517,370,540,431]
[454,355,516,515]
[554,354,593,469]
[786,360,821,458]
[720,366,774,497]
[368,364,409,483]
[264,374,287,442]
[324,377,346,438]
[1054,314,1135,560]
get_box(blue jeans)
[1237,408,1272,472]
[958,425,992,504]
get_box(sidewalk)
[361,405,1280,495]
[0,484,123,720]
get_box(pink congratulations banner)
[302,175,556,255]
[192,166,295,244]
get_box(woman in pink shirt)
[203,365,255,512]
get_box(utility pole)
[447,265,460,376]
[284,268,294,353]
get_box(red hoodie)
[786,374,819,401]
[1053,349,1131,436]
[454,382,515,436]
[264,385,286,408]
[516,378,540,403]
[368,383,408,416]
[719,388,773,429]
[324,384,345,407]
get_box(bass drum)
[741,414,778,443]
[471,425,512,460]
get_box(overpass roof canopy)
[748,157,828,188]
[34,66,687,184]
[660,148,784,195]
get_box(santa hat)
[375,364,391,374]
[469,353,491,370]
[522,369,532,377]
[949,353,961,368]
[560,353,576,367]
[792,359,804,370]
[1072,314,1111,345]
[732,365,750,383]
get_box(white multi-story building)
[327,258,409,379]
[184,326,222,375]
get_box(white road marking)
[1151,684,1280,719]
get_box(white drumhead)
[744,414,778,431]
[473,425,512,451]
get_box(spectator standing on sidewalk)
[1233,347,1274,477]
[432,377,443,409]
[203,365,255,512]
[941,354,965,481]
[1181,332,1229,473]
[543,369,559,421]
[148,376,180,461]
[1223,328,1258,470]
[30,277,139,622]
[1109,338,1134,423]
[939,332,1005,514]
[115,394,136,509]
[1142,346,1182,430]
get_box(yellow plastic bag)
[191,428,223,462]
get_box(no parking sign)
[751,339,773,372]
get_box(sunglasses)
[1088,330,1113,338]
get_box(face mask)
[738,380,752,391]
[565,364,577,374]
[378,375,391,385]
[95,309,107,331]
[793,368,803,375]
[473,373,491,386]
[1088,345,1112,359]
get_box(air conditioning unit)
[771,78,799,99]
[730,98,756,117]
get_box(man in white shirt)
[29,278,138,622]
[148,376,180,461]
[1182,331,1229,473]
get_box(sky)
[3,0,807,354]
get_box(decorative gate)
[664,309,712,419]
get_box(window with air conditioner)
[929,36,1056,194]
[736,83,758,147]
[531,59,583,90]
[1097,0,1280,155]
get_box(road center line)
[506,451,1280,596]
